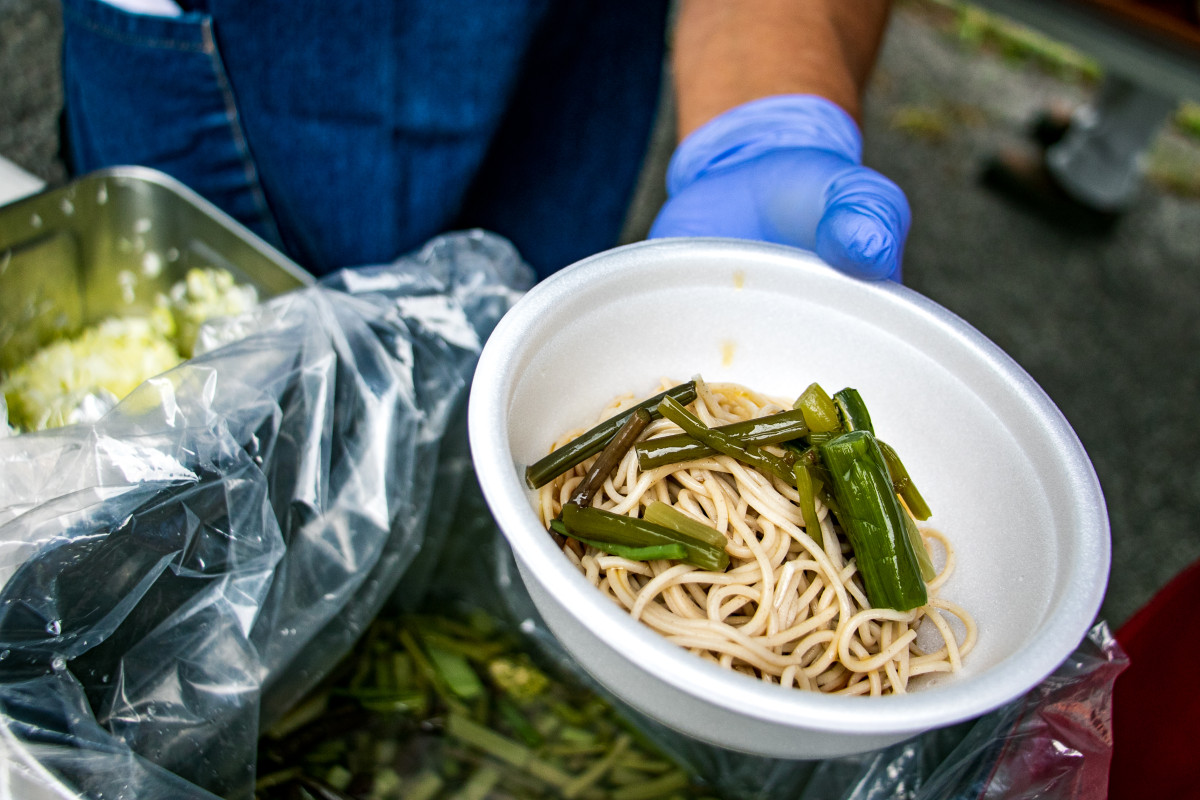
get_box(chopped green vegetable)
[1,267,258,432]
[878,439,933,521]
[641,501,727,549]
[832,387,874,434]
[570,407,651,507]
[791,463,825,548]
[572,536,688,563]
[326,765,354,792]
[166,266,259,358]
[562,733,631,799]
[561,502,729,571]
[818,431,929,611]
[446,763,501,800]
[446,712,575,790]
[609,769,692,800]
[656,395,794,484]
[372,767,404,800]
[524,382,698,489]
[255,613,706,799]
[902,505,938,583]
[487,655,551,703]
[633,407,810,469]
[1,316,182,431]
[423,641,485,701]
[551,519,689,562]
[266,691,331,740]
[495,695,544,747]
[402,772,444,800]
[657,398,796,484]
[794,383,840,433]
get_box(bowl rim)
[468,237,1110,736]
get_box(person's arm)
[672,0,891,137]
[649,1,910,281]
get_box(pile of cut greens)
[527,380,935,612]
[255,613,713,800]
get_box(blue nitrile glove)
[649,95,911,281]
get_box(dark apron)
[60,0,669,278]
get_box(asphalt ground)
[3,0,1199,631]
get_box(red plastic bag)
[1108,558,1200,799]
[966,622,1128,799]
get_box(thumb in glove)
[648,95,911,281]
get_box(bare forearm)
[671,0,892,139]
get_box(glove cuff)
[665,95,864,196]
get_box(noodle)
[537,379,977,696]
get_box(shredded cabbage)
[1,267,258,432]
[166,266,259,358]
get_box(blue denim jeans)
[60,0,669,279]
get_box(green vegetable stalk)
[832,387,874,434]
[634,408,810,470]
[791,463,825,548]
[560,502,729,571]
[570,407,651,507]
[655,395,794,485]
[818,431,929,611]
[877,439,933,521]
[550,518,689,563]
[524,382,698,490]
[794,383,840,434]
[641,501,727,550]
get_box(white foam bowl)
[467,238,1110,759]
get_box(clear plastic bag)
[0,231,533,800]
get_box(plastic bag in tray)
[0,230,532,800]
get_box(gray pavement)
[3,1,1199,629]
[0,0,64,187]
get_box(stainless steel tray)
[0,166,312,373]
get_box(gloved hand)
[649,95,911,281]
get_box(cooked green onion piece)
[495,696,544,748]
[794,383,840,433]
[610,770,691,800]
[560,503,728,571]
[642,500,727,549]
[579,538,688,563]
[550,519,688,562]
[783,443,843,514]
[783,442,820,469]
[818,431,928,611]
[805,430,838,447]
[424,640,486,701]
[791,463,825,548]
[570,407,651,507]
[524,381,698,489]
[655,395,794,484]
[446,712,576,791]
[633,408,810,469]
[902,507,938,582]
[877,439,933,521]
[833,387,874,434]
